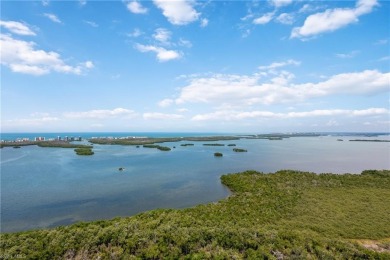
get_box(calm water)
[1,134,389,232]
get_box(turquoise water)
[1,134,389,232]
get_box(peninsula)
[1,169,389,259]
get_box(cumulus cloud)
[127,1,148,14]
[174,67,390,106]
[200,18,209,27]
[276,13,294,25]
[153,28,171,44]
[135,43,182,62]
[0,20,36,36]
[153,0,200,25]
[270,0,293,8]
[258,59,300,71]
[43,13,62,23]
[291,0,378,39]
[192,108,389,121]
[143,112,184,120]
[158,98,174,107]
[0,34,94,75]
[253,12,274,25]
[128,28,143,38]
[64,108,137,119]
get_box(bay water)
[1,133,389,232]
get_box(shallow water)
[1,135,389,232]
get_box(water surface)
[1,134,389,232]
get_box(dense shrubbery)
[180,143,194,146]
[143,144,171,151]
[203,143,225,146]
[214,152,223,157]
[1,170,389,259]
[74,148,94,155]
[233,148,247,152]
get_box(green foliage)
[233,148,247,152]
[2,170,389,259]
[143,144,171,151]
[180,143,194,146]
[227,144,236,146]
[214,152,223,157]
[74,148,94,155]
[203,143,225,146]
[361,169,390,177]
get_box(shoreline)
[2,169,389,258]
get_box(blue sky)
[1,0,389,133]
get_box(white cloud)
[43,13,62,24]
[158,98,174,107]
[84,20,98,27]
[178,38,192,48]
[177,108,189,113]
[143,113,184,120]
[192,108,389,121]
[0,34,93,75]
[128,28,143,38]
[64,108,137,119]
[335,50,359,58]
[258,59,300,70]
[135,43,182,62]
[298,4,323,13]
[127,1,148,14]
[42,0,50,6]
[200,18,209,27]
[270,0,293,8]
[291,0,378,39]
[0,20,36,36]
[153,0,200,25]
[253,12,274,25]
[276,13,294,25]
[79,0,87,6]
[153,28,171,44]
[174,68,389,106]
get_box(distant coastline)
[2,131,389,143]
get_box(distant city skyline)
[1,0,389,132]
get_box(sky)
[1,0,389,133]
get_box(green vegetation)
[233,148,247,152]
[89,136,239,146]
[214,152,223,157]
[1,170,389,259]
[180,143,195,146]
[203,143,225,146]
[349,139,390,142]
[12,146,21,148]
[227,144,236,146]
[143,144,171,151]
[74,148,94,156]
[0,141,91,149]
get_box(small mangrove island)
[143,144,171,151]
[74,147,94,156]
[233,148,248,152]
